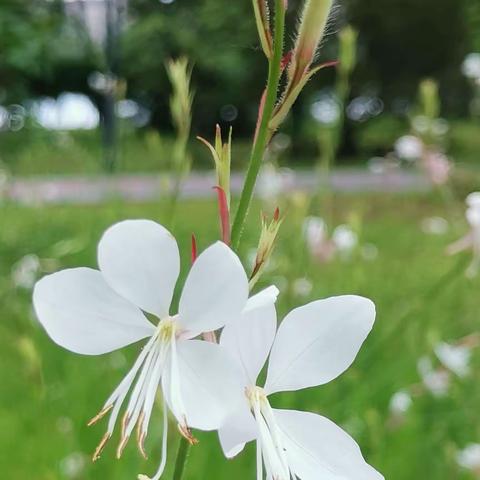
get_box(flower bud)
[253,0,274,58]
[338,25,358,77]
[289,0,333,86]
[166,57,193,140]
[419,78,440,121]
[198,125,232,207]
[250,209,283,288]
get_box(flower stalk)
[231,0,286,249]
[172,437,190,480]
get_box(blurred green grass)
[0,193,479,479]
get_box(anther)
[92,432,111,462]
[88,404,113,427]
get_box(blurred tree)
[123,0,262,136]
[345,0,470,113]
[0,0,98,103]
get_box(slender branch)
[172,437,190,480]
[230,0,286,249]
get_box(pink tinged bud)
[213,186,231,245]
[250,209,284,288]
[191,234,197,264]
[291,0,334,85]
[198,126,232,207]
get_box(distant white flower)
[462,53,480,81]
[60,452,87,479]
[218,294,383,480]
[394,135,423,160]
[389,390,412,416]
[447,192,480,277]
[457,443,480,472]
[434,341,471,378]
[421,217,449,235]
[332,225,358,254]
[12,254,41,289]
[292,277,313,297]
[257,164,286,201]
[423,151,451,186]
[33,220,249,480]
[417,357,450,397]
[303,216,327,252]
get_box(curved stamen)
[138,397,169,480]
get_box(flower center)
[88,317,180,464]
[246,386,291,480]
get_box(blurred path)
[7,169,429,205]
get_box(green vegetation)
[1,194,479,479]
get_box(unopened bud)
[250,208,283,289]
[419,79,440,120]
[166,57,193,140]
[253,0,274,58]
[198,126,232,207]
[338,25,358,77]
[290,0,333,86]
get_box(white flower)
[462,53,480,81]
[447,192,480,277]
[33,220,249,480]
[332,224,358,254]
[434,341,471,378]
[257,164,284,201]
[389,390,412,416]
[417,357,450,397]
[292,277,313,298]
[394,135,423,161]
[457,444,480,471]
[421,216,449,235]
[218,294,383,480]
[303,216,327,251]
[12,254,41,289]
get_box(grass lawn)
[0,193,479,479]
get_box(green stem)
[231,0,286,250]
[172,437,190,480]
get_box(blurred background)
[1,0,480,174]
[1,1,480,479]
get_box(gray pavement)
[5,169,430,205]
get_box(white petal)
[97,219,179,317]
[218,401,258,458]
[244,285,280,313]
[33,268,155,355]
[265,295,375,394]
[178,242,249,335]
[221,286,278,384]
[275,409,384,480]
[162,339,245,431]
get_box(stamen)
[88,404,113,427]
[137,412,148,459]
[256,439,263,480]
[92,432,111,462]
[137,398,169,480]
[116,433,130,459]
[250,389,291,480]
[177,422,199,446]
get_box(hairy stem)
[231,0,286,249]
